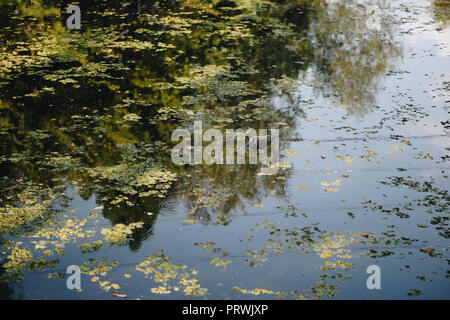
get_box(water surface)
[0,0,449,299]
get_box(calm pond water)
[0,0,449,299]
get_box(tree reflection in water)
[0,0,403,297]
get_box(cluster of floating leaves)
[81,258,121,292]
[85,162,177,199]
[0,184,62,234]
[101,222,144,246]
[364,176,450,239]
[232,287,282,296]
[136,251,207,297]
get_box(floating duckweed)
[136,251,207,296]
[210,257,231,267]
[232,287,279,296]
[151,286,171,294]
[0,185,60,234]
[101,222,144,246]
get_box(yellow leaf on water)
[285,148,299,158]
[401,140,411,146]
[151,286,171,294]
[111,283,120,290]
[182,218,198,224]
[391,144,405,152]
[321,179,342,187]
[336,155,354,164]
[210,257,231,267]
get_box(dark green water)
[0,0,449,299]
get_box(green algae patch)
[0,184,62,234]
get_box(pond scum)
[0,0,449,299]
